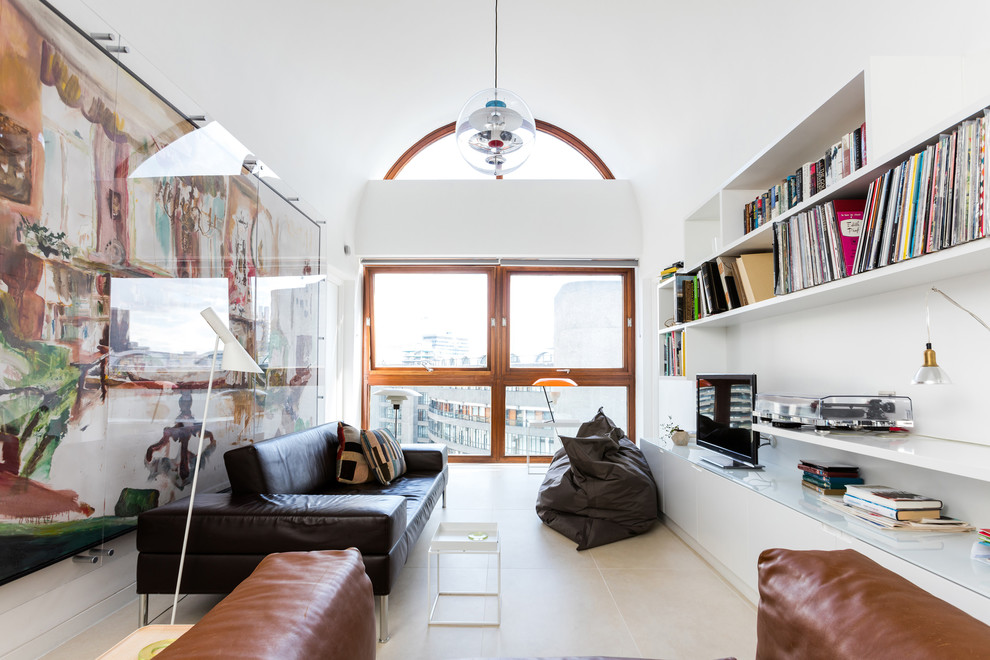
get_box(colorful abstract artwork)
[0,0,323,584]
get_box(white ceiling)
[49,0,990,271]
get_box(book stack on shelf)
[661,331,683,377]
[852,109,989,275]
[660,261,684,282]
[821,484,974,532]
[673,253,774,322]
[744,123,867,233]
[798,460,863,495]
[773,199,865,295]
[977,529,990,562]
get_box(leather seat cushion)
[138,493,406,555]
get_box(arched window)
[385,120,613,180]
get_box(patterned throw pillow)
[360,428,407,485]
[336,422,373,484]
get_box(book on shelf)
[741,124,866,236]
[798,460,860,474]
[699,261,728,315]
[660,261,684,280]
[734,252,775,304]
[801,480,846,496]
[802,472,864,488]
[715,256,742,309]
[842,493,940,521]
[661,330,684,377]
[817,495,968,531]
[674,273,701,323]
[843,484,943,510]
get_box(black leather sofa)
[136,422,448,642]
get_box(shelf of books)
[753,423,990,483]
[649,438,990,601]
[670,70,990,335]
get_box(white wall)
[356,180,641,259]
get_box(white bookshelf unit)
[651,60,990,625]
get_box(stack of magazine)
[817,484,973,532]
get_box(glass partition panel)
[509,274,624,369]
[369,386,492,456]
[504,386,628,457]
[372,272,489,368]
[0,0,323,586]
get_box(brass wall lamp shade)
[911,287,989,385]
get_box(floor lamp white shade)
[170,308,262,625]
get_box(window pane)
[369,386,492,456]
[504,386,627,457]
[395,132,603,180]
[373,273,488,368]
[509,274,624,369]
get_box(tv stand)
[700,454,763,470]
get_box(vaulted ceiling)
[49,0,990,271]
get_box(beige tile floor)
[42,464,757,660]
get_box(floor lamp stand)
[170,335,219,626]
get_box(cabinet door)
[696,467,751,580]
[662,455,700,538]
[744,495,837,594]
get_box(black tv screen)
[696,374,762,469]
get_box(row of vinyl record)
[772,199,864,295]
[673,252,775,323]
[744,123,867,234]
[850,109,988,274]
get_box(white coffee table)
[427,522,500,626]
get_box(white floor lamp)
[170,307,262,625]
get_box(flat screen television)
[696,373,763,470]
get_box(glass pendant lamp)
[455,0,535,176]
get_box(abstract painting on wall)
[0,0,323,584]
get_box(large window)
[363,265,635,462]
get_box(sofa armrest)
[156,549,375,660]
[756,548,990,660]
[402,443,447,473]
[138,493,406,556]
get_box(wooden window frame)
[384,120,614,180]
[363,265,635,462]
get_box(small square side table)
[427,522,500,627]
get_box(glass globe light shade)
[455,88,535,176]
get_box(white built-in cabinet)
[647,59,990,625]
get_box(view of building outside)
[369,276,627,456]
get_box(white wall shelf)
[643,438,990,604]
[672,236,990,331]
[753,423,990,483]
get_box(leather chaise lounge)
[136,422,448,642]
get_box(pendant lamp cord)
[494,0,499,89]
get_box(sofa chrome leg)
[139,594,149,626]
[378,594,390,643]
[442,488,447,509]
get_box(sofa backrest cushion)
[225,423,339,495]
[756,548,990,659]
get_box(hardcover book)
[842,493,941,521]
[843,484,943,510]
